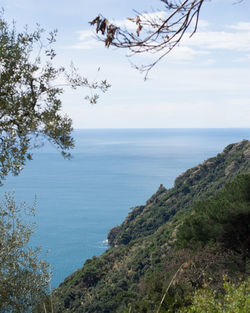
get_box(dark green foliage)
[176,174,250,274]
[52,141,250,313]
[107,140,250,247]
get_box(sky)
[2,0,250,128]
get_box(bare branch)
[90,0,206,78]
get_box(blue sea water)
[1,128,250,288]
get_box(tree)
[176,174,250,275]
[0,13,110,184]
[0,11,110,312]
[0,193,50,313]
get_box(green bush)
[179,279,250,313]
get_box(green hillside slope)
[48,140,250,313]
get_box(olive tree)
[0,11,110,312]
[0,193,50,313]
[0,13,110,184]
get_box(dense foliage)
[178,279,250,313]
[51,140,250,313]
[108,140,250,247]
[176,174,250,274]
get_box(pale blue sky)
[2,0,250,128]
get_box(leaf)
[136,25,143,36]
[89,16,101,26]
[100,19,109,35]
[105,25,117,47]
[135,16,141,25]
[89,16,102,33]
[105,37,112,47]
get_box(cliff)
[48,140,250,313]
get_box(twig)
[156,263,184,313]
[43,303,47,313]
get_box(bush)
[0,193,50,313]
[179,279,250,313]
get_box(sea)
[1,128,250,288]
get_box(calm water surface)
[1,129,250,287]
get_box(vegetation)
[0,13,110,185]
[2,3,249,312]
[176,174,250,275]
[108,140,250,247]
[0,12,109,312]
[178,279,250,313]
[0,193,50,313]
[52,140,250,313]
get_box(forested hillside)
[46,140,250,313]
